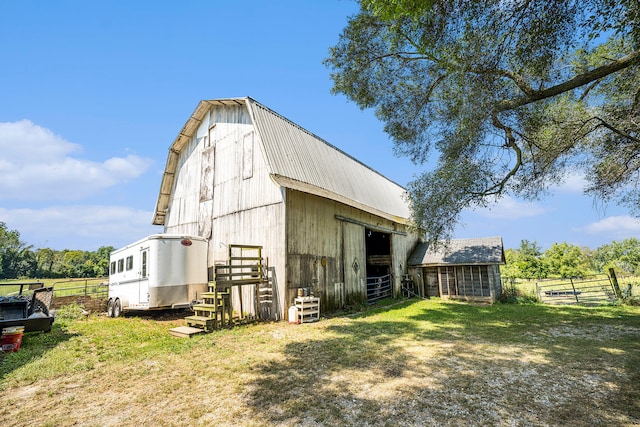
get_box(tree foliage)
[502,240,548,280]
[0,222,35,279]
[501,238,640,279]
[326,0,640,242]
[543,242,588,278]
[591,238,640,274]
[0,221,113,279]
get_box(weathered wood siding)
[285,189,418,312]
[164,104,286,319]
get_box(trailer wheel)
[113,298,122,318]
[107,298,114,317]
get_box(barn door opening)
[365,229,392,303]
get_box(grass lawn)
[1,299,639,426]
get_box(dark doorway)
[365,229,391,276]
[365,229,392,303]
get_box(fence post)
[608,268,623,300]
[569,278,580,303]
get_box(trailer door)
[139,247,150,303]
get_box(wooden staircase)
[184,289,231,331]
[185,245,265,331]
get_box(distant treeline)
[501,239,640,280]
[0,222,113,279]
[1,221,639,281]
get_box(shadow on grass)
[0,323,79,381]
[244,298,640,426]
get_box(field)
[1,299,639,426]
[0,278,107,298]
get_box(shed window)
[439,266,457,296]
[448,265,492,297]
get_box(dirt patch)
[1,301,639,426]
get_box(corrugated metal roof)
[246,99,410,222]
[408,237,506,266]
[154,97,411,225]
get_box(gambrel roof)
[153,97,410,225]
[408,237,506,266]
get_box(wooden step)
[201,292,229,299]
[169,326,205,338]
[192,303,224,311]
[185,315,217,331]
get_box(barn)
[407,237,505,302]
[152,97,421,320]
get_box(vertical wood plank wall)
[164,104,286,319]
[285,189,418,312]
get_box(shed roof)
[408,237,506,266]
[153,97,410,225]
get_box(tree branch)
[496,49,640,112]
[473,114,523,196]
[592,117,640,144]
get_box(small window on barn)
[117,259,124,273]
[110,261,116,275]
[126,256,134,271]
[242,132,253,180]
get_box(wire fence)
[52,278,108,298]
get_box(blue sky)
[0,0,638,252]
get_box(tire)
[107,298,115,317]
[113,298,122,318]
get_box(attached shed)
[408,237,505,302]
[153,97,421,320]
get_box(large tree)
[326,0,640,243]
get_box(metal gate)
[367,274,392,303]
[536,275,617,305]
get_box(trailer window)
[126,256,134,271]
[141,251,148,278]
[110,261,116,275]
[117,259,124,273]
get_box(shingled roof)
[408,237,506,266]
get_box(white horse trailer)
[107,234,208,317]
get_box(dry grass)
[1,299,639,426]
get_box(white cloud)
[0,205,162,250]
[473,196,551,219]
[554,171,588,194]
[578,215,640,239]
[0,120,153,200]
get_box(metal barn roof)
[153,97,410,225]
[408,237,506,266]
